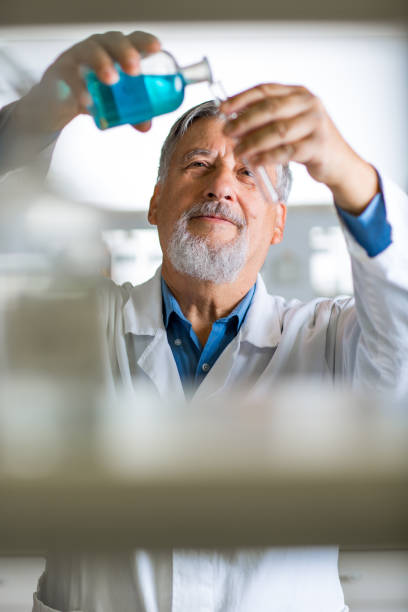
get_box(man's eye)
[241,168,255,177]
[188,161,207,168]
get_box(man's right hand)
[13,30,161,134]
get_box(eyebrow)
[181,148,215,163]
[181,148,251,168]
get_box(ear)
[148,183,161,226]
[270,202,287,245]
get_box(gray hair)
[157,100,293,203]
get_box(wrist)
[5,86,63,169]
[328,155,380,215]
[14,83,75,135]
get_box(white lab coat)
[33,175,408,612]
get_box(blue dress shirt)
[162,278,255,390]
[336,180,391,257]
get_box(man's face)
[148,117,286,282]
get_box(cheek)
[157,213,177,249]
[248,209,276,245]
[243,191,270,219]
[156,181,193,222]
[154,203,175,248]
[245,196,275,225]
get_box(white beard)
[167,201,248,284]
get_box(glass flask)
[211,80,280,205]
[85,50,213,130]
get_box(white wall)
[1,22,407,210]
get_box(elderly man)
[1,30,407,612]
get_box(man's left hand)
[220,83,379,214]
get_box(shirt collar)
[161,277,189,328]
[124,268,282,350]
[161,276,256,332]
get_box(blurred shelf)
[1,0,408,24]
[0,474,407,554]
[0,382,407,553]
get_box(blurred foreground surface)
[0,174,406,553]
[0,377,407,553]
[0,157,406,612]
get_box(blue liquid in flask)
[85,68,186,130]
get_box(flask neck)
[180,57,213,85]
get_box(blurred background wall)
[1,21,407,299]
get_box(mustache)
[182,201,246,229]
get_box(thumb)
[132,120,152,132]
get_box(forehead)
[167,115,278,185]
[172,117,234,159]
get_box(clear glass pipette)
[210,81,279,206]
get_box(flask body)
[85,68,186,130]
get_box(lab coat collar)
[123,268,282,349]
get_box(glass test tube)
[210,81,279,206]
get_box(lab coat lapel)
[123,268,184,400]
[193,276,283,400]
[137,329,184,399]
[192,332,242,400]
[122,272,284,401]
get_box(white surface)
[0,557,44,612]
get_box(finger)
[127,31,162,55]
[249,132,321,166]
[234,110,319,159]
[93,31,142,76]
[132,120,152,132]
[224,90,315,138]
[220,83,298,115]
[71,38,119,84]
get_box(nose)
[204,166,235,202]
